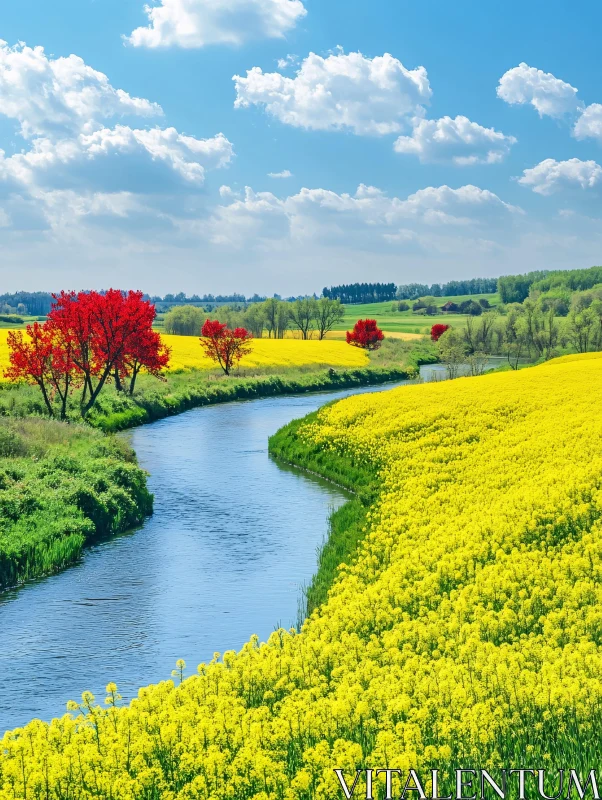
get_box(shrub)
[431,323,451,341]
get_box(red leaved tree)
[431,323,450,341]
[200,320,253,375]
[346,319,384,350]
[5,322,79,419]
[49,289,168,415]
[122,328,170,395]
[6,290,170,417]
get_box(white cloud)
[277,54,298,69]
[127,0,306,48]
[0,127,233,193]
[233,49,432,135]
[208,182,519,248]
[518,158,602,194]
[0,41,161,139]
[393,115,516,164]
[573,103,602,143]
[0,42,235,240]
[497,62,581,118]
[268,169,292,178]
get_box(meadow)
[329,293,499,336]
[2,354,600,798]
[0,418,152,591]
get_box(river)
[0,380,412,733]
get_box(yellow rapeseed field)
[162,334,369,371]
[2,355,602,798]
[0,330,369,378]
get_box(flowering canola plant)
[0,330,369,379]
[3,354,602,798]
[163,334,369,371]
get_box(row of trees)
[165,298,345,341]
[497,265,602,304]
[5,291,170,419]
[322,283,397,304]
[397,278,497,300]
[437,288,602,375]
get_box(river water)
[0,380,412,733]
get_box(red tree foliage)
[5,290,170,417]
[122,328,170,396]
[346,319,384,350]
[200,319,253,375]
[5,322,78,419]
[431,323,451,341]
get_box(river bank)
[269,410,377,615]
[0,418,153,593]
[86,366,414,432]
[0,380,411,731]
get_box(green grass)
[0,341,435,432]
[0,417,153,591]
[269,410,378,617]
[86,365,414,432]
[0,315,39,329]
[333,293,499,335]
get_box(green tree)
[163,305,205,336]
[289,298,318,340]
[437,328,467,379]
[242,304,265,338]
[261,298,279,338]
[313,298,345,340]
[565,306,597,353]
[275,301,291,339]
[500,307,527,369]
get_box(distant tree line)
[397,278,498,300]
[153,292,248,305]
[0,292,54,316]
[164,297,345,340]
[497,266,602,304]
[323,283,397,304]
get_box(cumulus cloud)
[0,42,234,237]
[127,0,306,48]
[573,103,602,143]
[208,182,519,248]
[233,49,431,135]
[497,62,581,118]
[0,41,161,139]
[518,158,602,194]
[268,169,292,178]
[1,128,234,193]
[393,115,516,164]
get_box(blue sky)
[1,0,602,295]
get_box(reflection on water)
[0,380,410,732]
[420,357,507,382]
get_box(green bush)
[0,418,153,591]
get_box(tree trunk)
[129,365,140,396]
[37,379,54,418]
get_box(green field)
[0,316,40,329]
[332,292,499,336]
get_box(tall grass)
[269,411,378,616]
[0,418,152,591]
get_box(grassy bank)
[0,337,436,432]
[269,411,378,616]
[0,418,153,592]
[86,366,413,433]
